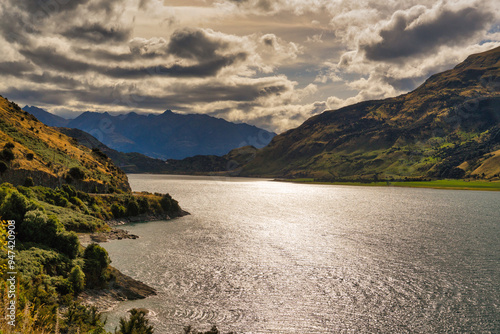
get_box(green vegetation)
[282,178,500,191]
[242,47,500,181]
[0,95,130,193]
[117,309,154,334]
[0,181,183,333]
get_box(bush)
[0,161,8,174]
[160,193,180,213]
[126,198,140,216]
[56,230,80,259]
[24,176,34,187]
[69,167,85,180]
[26,152,34,160]
[68,265,85,295]
[111,203,126,218]
[83,243,111,288]
[1,147,15,162]
[118,309,154,334]
[0,190,30,225]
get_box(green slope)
[242,47,500,181]
[0,96,130,192]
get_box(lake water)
[103,174,500,333]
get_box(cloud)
[167,28,231,61]
[19,46,93,73]
[0,0,499,134]
[62,22,132,43]
[0,61,35,75]
[363,5,495,61]
[105,52,248,78]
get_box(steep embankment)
[242,47,500,180]
[0,96,130,192]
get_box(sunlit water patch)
[103,175,500,333]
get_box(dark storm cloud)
[173,81,290,103]
[27,72,83,88]
[11,0,91,17]
[167,28,230,61]
[19,47,93,73]
[62,22,131,43]
[105,53,248,78]
[0,61,35,75]
[363,7,494,61]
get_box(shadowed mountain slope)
[242,47,500,180]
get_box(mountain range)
[57,126,257,174]
[242,47,500,180]
[23,107,276,160]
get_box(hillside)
[58,126,258,175]
[57,127,171,173]
[24,107,276,159]
[0,96,130,192]
[242,47,500,180]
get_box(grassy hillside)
[242,47,500,181]
[0,96,130,192]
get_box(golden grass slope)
[0,96,130,192]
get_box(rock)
[79,266,157,313]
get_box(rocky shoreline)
[79,267,157,312]
[78,210,190,312]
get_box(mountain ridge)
[242,47,500,180]
[23,106,276,160]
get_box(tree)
[1,147,15,162]
[0,190,30,225]
[126,198,139,216]
[118,309,154,334]
[83,243,111,288]
[111,203,126,218]
[68,265,85,295]
[56,230,80,259]
[0,161,7,174]
[24,176,34,187]
[68,167,85,180]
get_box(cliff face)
[0,96,130,192]
[242,47,500,180]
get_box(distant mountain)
[25,108,276,160]
[57,127,170,173]
[58,126,257,175]
[23,105,70,127]
[0,96,130,192]
[242,47,500,180]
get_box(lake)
[103,174,500,333]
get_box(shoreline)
[275,179,500,191]
[78,209,190,312]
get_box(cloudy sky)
[1,0,499,132]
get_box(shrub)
[56,230,80,259]
[26,152,34,160]
[111,203,126,218]
[1,147,15,162]
[83,243,111,288]
[24,176,34,187]
[0,161,8,174]
[118,309,154,334]
[0,190,30,225]
[126,198,140,216]
[68,265,85,295]
[69,167,85,180]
